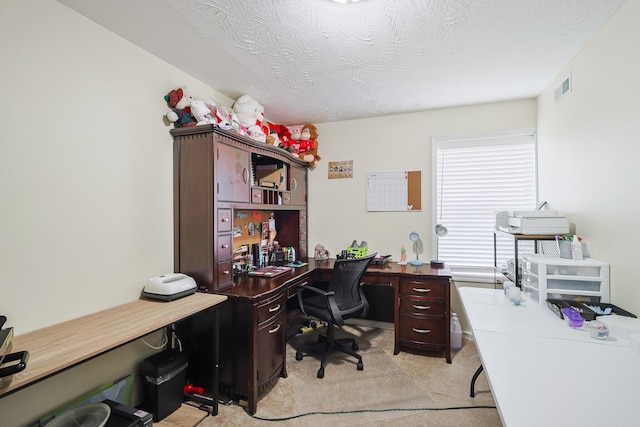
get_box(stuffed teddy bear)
[299,124,321,168]
[190,99,217,125]
[283,125,303,153]
[302,141,321,168]
[212,104,238,131]
[164,88,196,127]
[232,95,267,142]
[289,125,303,141]
[247,124,267,143]
[265,122,292,149]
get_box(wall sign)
[328,160,353,179]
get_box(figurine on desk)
[398,245,407,265]
[314,244,330,260]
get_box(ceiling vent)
[555,74,572,100]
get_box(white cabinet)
[521,254,609,303]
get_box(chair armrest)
[297,284,335,316]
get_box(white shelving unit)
[493,231,558,286]
[521,254,610,303]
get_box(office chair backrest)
[327,254,377,311]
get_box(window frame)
[430,128,539,269]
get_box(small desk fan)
[430,224,448,268]
[409,231,424,266]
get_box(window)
[432,129,537,268]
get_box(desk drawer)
[398,314,445,345]
[257,313,285,384]
[218,234,232,259]
[218,209,232,232]
[257,293,285,325]
[217,260,233,288]
[400,280,445,298]
[399,297,444,316]
[362,273,397,287]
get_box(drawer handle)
[412,328,431,334]
[269,304,281,312]
[222,270,230,275]
[242,167,249,184]
[221,218,229,223]
[221,244,229,249]
[253,193,261,200]
[291,178,298,191]
[412,288,432,293]
[413,305,431,310]
[269,324,281,334]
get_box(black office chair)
[295,254,376,378]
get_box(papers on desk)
[248,266,293,277]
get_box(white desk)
[459,287,640,427]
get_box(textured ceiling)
[58,0,624,125]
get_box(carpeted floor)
[196,322,502,426]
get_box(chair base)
[295,325,364,378]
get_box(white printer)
[495,210,569,235]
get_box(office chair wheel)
[317,368,325,378]
[295,351,303,361]
[357,360,363,371]
[352,342,359,351]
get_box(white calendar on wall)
[366,171,421,212]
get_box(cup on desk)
[503,280,515,296]
[508,286,522,305]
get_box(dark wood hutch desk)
[171,125,451,414]
[208,259,451,414]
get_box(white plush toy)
[214,104,237,131]
[190,99,217,125]
[164,87,196,128]
[246,124,266,143]
[232,94,267,142]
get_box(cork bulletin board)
[366,171,421,211]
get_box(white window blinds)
[432,129,537,268]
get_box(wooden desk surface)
[0,293,227,397]
[222,259,451,300]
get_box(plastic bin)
[139,349,188,422]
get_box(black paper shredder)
[139,349,188,421]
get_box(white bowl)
[46,403,111,427]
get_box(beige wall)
[537,0,640,315]
[310,100,537,262]
[0,1,232,425]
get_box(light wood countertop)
[0,293,227,397]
